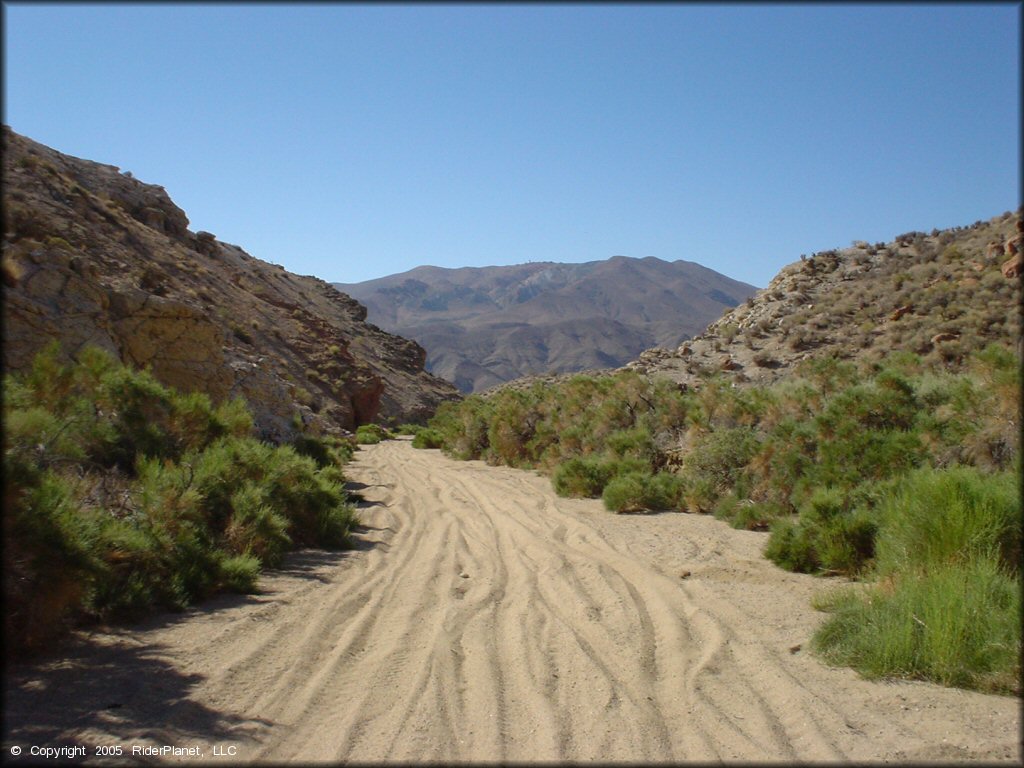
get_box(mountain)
[336,257,757,392]
[622,211,1022,387]
[1,127,460,438]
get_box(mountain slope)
[624,211,1022,387]
[2,126,460,437]
[336,257,757,392]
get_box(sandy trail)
[4,439,1019,763]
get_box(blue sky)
[4,3,1020,288]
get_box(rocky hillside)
[2,127,460,438]
[624,211,1021,386]
[336,258,756,392]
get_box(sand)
[4,439,1019,763]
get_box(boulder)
[195,230,219,256]
[1002,252,1022,279]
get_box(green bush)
[764,486,878,575]
[442,396,495,460]
[813,558,1020,694]
[486,390,544,466]
[223,484,292,568]
[3,344,360,654]
[874,465,1021,576]
[602,471,682,513]
[355,424,392,444]
[684,426,760,496]
[292,433,342,468]
[605,427,658,464]
[811,465,1021,693]
[219,554,261,594]
[553,457,616,498]
[676,470,717,514]
[393,423,423,436]
[3,453,104,652]
[713,494,787,530]
[412,428,445,449]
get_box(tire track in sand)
[4,440,1017,763]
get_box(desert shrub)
[3,345,360,654]
[292,386,314,407]
[811,465,1021,693]
[412,428,445,449]
[15,343,253,472]
[604,426,658,465]
[675,470,717,514]
[813,558,1020,694]
[232,325,254,345]
[431,396,493,460]
[4,202,50,240]
[683,426,760,496]
[290,433,333,468]
[602,470,682,513]
[192,438,355,549]
[764,486,879,575]
[219,554,261,593]
[355,423,392,444]
[873,465,1020,576]
[223,484,292,568]
[486,390,543,466]
[3,453,104,653]
[713,494,787,530]
[291,432,353,468]
[393,423,423,436]
[797,355,858,395]
[553,457,618,498]
[764,518,817,573]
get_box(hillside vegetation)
[422,211,1022,694]
[627,210,1021,389]
[4,343,359,657]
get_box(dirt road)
[4,440,1019,763]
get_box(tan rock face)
[2,126,460,437]
[108,289,234,401]
[1001,253,1022,279]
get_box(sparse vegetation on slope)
[4,343,359,657]
[627,210,1021,391]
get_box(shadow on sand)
[2,544,381,758]
[3,631,271,759]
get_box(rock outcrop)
[2,127,460,438]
